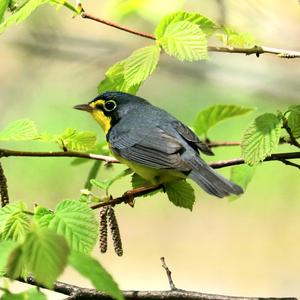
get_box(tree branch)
[17,275,298,300]
[161,257,176,290]
[0,162,9,207]
[80,12,300,59]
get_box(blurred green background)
[1,0,300,297]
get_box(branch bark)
[0,162,9,207]
[80,12,300,59]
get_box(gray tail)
[188,160,243,198]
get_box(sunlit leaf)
[165,180,195,210]
[1,288,47,300]
[241,113,282,165]
[69,251,124,300]
[194,104,254,136]
[155,10,218,38]
[124,45,161,87]
[0,240,18,276]
[288,111,300,138]
[0,0,9,23]
[35,199,98,253]
[159,21,208,61]
[0,119,38,141]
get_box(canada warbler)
[74,91,243,198]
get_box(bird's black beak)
[73,104,93,112]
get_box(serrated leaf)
[0,119,38,141]
[98,59,141,95]
[6,228,69,288]
[36,200,98,253]
[124,45,161,87]
[159,21,208,61]
[57,128,97,151]
[288,111,300,138]
[1,210,31,242]
[0,240,18,276]
[217,27,257,48]
[0,0,47,34]
[194,104,254,136]
[69,251,124,300]
[1,288,47,300]
[165,180,195,210]
[228,165,256,201]
[155,11,218,39]
[241,113,282,165]
[0,0,9,23]
[287,105,300,115]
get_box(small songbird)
[74,92,243,198]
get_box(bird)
[74,91,243,198]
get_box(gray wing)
[172,121,214,156]
[109,127,191,171]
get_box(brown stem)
[80,12,300,59]
[161,257,176,290]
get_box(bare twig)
[0,162,9,207]
[208,141,240,148]
[278,159,300,170]
[160,257,176,290]
[80,11,300,59]
[17,275,298,300]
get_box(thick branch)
[18,276,298,300]
[80,12,300,59]
[0,162,9,207]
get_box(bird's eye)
[103,100,117,112]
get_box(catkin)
[99,206,109,253]
[0,162,9,207]
[107,206,123,256]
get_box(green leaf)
[1,288,47,300]
[228,165,256,201]
[241,113,282,165]
[98,59,141,95]
[90,179,110,191]
[158,20,208,61]
[165,180,195,210]
[1,210,31,242]
[57,128,97,151]
[155,11,218,39]
[0,0,48,34]
[69,251,124,300]
[35,199,98,254]
[0,119,38,141]
[194,104,254,136]
[287,105,300,115]
[0,0,9,23]
[217,27,257,48]
[124,45,161,87]
[6,228,69,288]
[0,240,18,276]
[288,111,300,138]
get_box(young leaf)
[287,105,300,115]
[155,11,218,38]
[217,27,257,48]
[35,199,98,254]
[57,128,97,151]
[1,210,31,242]
[158,20,208,61]
[194,104,254,136]
[0,0,48,34]
[228,165,256,201]
[0,0,9,23]
[69,251,124,300]
[241,113,282,165]
[288,111,300,138]
[165,180,195,211]
[6,228,69,288]
[0,119,38,141]
[124,45,161,87]
[0,240,18,276]
[98,59,141,95]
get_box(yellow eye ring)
[103,100,117,112]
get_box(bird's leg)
[123,184,163,207]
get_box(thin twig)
[16,276,298,300]
[0,162,9,207]
[282,118,300,149]
[160,257,176,290]
[208,141,240,148]
[278,159,300,170]
[80,11,300,59]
